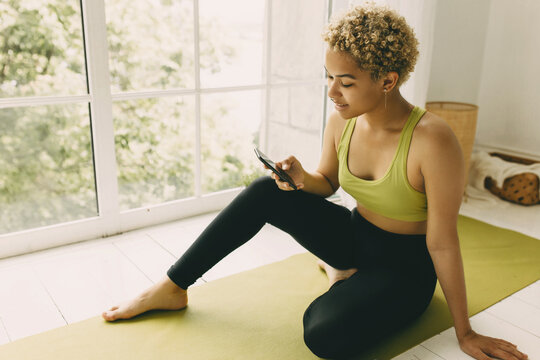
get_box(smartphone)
[254,147,298,190]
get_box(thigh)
[303,265,437,359]
[167,176,357,289]
[250,176,357,269]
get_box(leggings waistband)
[351,208,426,239]
[351,208,431,269]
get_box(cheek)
[348,85,378,106]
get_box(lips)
[330,98,348,108]
[333,102,349,111]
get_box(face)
[325,48,381,119]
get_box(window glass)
[0,1,87,97]
[200,90,265,194]
[104,0,195,92]
[112,96,196,210]
[199,0,265,88]
[0,0,328,238]
[0,104,96,234]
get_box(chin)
[336,108,361,120]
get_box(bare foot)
[317,260,358,287]
[102,276,188,321]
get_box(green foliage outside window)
[0,0,265,235]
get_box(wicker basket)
[425,102,479,190]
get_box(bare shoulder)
[414,111,461,155]
[415,111,455,140]
[327,110,348,149]
[327,110,346,130]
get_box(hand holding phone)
[254,147,299,190]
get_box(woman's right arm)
[302,111,342,198]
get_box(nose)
[327,79,341,99]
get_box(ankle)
[161,276,187,293]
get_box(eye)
[326,73,352,88]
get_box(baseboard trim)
[474,143,540,162]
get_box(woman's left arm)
[420,119,528,360]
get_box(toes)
[102,306,124,321]
[102,306,119,321]
[102,311,115,321]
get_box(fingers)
[496,339,518,348]
[491,338,527,359]
[269,172,287,188]
[281,159,292,170]
[486,347,522,360]
[269,172,303,191]
[262,156,302,191]
[482,340,528,360]
[264,155,298,172]
[461,332,529,360]
[275,179,292,191]
[282,155,298,170]
[280,182,293,190]
[472,352,493,360]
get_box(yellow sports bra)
[337,106,428,222]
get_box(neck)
[362,90,414,132]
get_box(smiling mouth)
[330,98,348,106]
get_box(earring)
[383,88,387,110]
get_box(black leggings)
[167,176,437,359]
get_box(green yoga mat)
[1,215,539,360]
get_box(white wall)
[426,0,490,105]
[428,0,540,158]
[475,0,540,157]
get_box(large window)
[0,0,329,257]
[0,1,95,234]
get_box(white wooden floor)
[0,210,538,359]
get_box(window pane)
[201,90,265,194]
[0,1,87,97]
[271,0,326,83]
[267,86,324,171]
[113,96,195,210]
[0,104,96,234]
[104,0,195,92]
[199,0,265,88]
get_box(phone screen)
[254,148,297,190]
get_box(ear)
[380,71,399,91]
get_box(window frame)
[0,0,331,258]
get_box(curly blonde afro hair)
[322,3,419,87]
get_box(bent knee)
[303,306,373,359]
[249,175,274,188]
[304,321,378,359]
[303,308,356,359]
[237,175,278,202]
[244,175,282,197]
[304,321,349,359]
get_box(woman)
[103,4,528,360]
